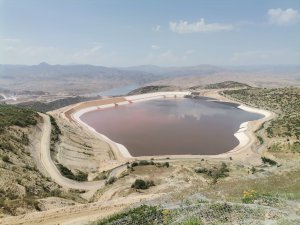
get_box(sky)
[0,0,300,66]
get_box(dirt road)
[0,195,158,225]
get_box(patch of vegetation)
[242,190,281,207]
[223,87,300,140]
[105,177,117,185]
[1,155,10,163]
[179,217,204,225]
[17,96,101,112]
[268,141,300,153]
[91,205,167,225]
[195,162,230,183]
[49,115,61,153]
[261,157,277,166]
[257,135,264,144]
[204,81,251,89]
[131,179,155,190]
[128,160,170,170]
[0,104,38,128]
[128,85,173,95]
[0,105,85,216]
[93,172,107,181]
[57,163,88,181]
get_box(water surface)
[80,98,262,156]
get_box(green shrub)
[131,162,138,167]
[195,162,229,183]
[138,160,154,166]
[93,205,167,225]
[261,157,277,166]
[57,164,88,181]
[105,177,117,185]
[131,179,155,190]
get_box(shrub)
[57,164,88,181]
[105,177,117,185]
[131,179,155,190]
[261,157,277,166]
[138,160,153,166]
[131,162,138,167]
[93,173,107,181]
[195,163,229,183]
[163,162,170,168]
[2,155,10,163]
[251,166,256,174]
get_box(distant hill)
[1,63,300,95]
[0,63,161,95]
[128,85,183,95]
[17,96,102,112]
[203,81,251,89]
[123,64,224,76]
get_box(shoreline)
[69,91,273,160]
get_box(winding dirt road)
[39,113,114,190]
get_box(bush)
[105,177,117,185]
[57,164,88,181]
[2,155,10,163]
[261,157,277,166]
[163,162,170,168]
[195,163,229,183]
[138,160,154,166]
[131,162,138,167]
[131,179,155,190]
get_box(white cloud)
[151,44,160,50]
[152,25,161,31]
[268,8,299,26]
[169,18,234,33]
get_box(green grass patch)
[57,163,88,181]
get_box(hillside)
[204,81,251,89]
[0,104,83,217]
[128,85,183,95]
[0,63,161,95]
[223,87,300,153]
[17,96,101,112]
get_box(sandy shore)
[67,91,274,161]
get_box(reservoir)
[80,98,263,156]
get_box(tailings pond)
[80,98,263,156]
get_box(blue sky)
[0,0,299,66]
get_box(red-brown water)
[80,98,263,156]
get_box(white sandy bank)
[71,92,272,159]
[228,105,272,153]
